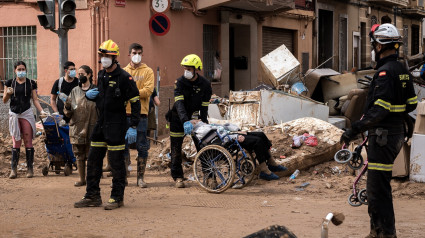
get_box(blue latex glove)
[86,88,99,99]
[183,121,193,135]
[57,91,68,102]
[125,127,137,144]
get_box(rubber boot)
[74,160,86,187]
[9,148,20,179]
[25,148,34,178]
[124,154,131,177]
[137,157,148,188]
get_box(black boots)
[9,148,20,179]
[137,157,148,188]
[26,148,34,178]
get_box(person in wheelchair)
[191,121,287,181]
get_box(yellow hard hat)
[181,54,202,71]
[98,39,120,56]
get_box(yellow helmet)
[181,54,202,71]
[98,39,120,56]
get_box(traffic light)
[37,0,55,30]
[59,0,76,29]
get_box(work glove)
[6,87,14,95]
[125,127,137,144]
[57,91,68,102]
[183,121,193,135]
[86,88,99,99]
[340,128,356,145]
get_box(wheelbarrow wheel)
[64,165,72,176]
[42,166,49,176]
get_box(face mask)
[184,70,194,80]
[68,69,76,78]
[371,50,376,63]
[101,57,113,68]
[131,54,142,64]
[17,71,26,79]
[79,75,88,84]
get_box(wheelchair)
[192,129,257,193]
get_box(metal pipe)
[321,213,333,238]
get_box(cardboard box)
[321,73,358,102]
[392,142,410,178]
[410,134,425,182]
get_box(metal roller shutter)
[262,26,294,56]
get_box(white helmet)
[370,23,403,45]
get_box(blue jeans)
[125,116,149,158]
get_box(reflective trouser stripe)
[108,144,125,151]
[91,141,107,147]
[368,162,393,171]
[170,131,184,137]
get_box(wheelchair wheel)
[358,188,368,205]
[348,193,362,207]
[193,145,235,193]
[42,166,48,176]
[348,154,364,170]
[334,149,352,164]
[233,152,256,189]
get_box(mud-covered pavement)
[1,156,425,238]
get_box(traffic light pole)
[58,28,68,77]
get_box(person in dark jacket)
[74,40,141,210]
[168,54,212,188]
[341,24,417,238]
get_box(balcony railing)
[368,0,409,7]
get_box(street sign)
[149,13,170,36]
[115,0,125,7]
[151,0,170,13]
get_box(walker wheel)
[334,149,352,164]
[42,166,48,176]
[348,193,362,207]
[348,154,364,170]
[358,188,368,205]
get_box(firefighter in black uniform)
[74,40,141,210]
[167,54,212,188]
[340,24,417,238]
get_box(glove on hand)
[86,88,99,99]
[6,87,14,95]
[125,127,137,144]
[183,121,193,135]
[340,128,356,145]
[57,92,68,102]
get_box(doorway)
[229,24,251,91]
[318,9,333,68]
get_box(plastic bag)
[303,133,318,147]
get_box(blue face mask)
[68,69,76,78]
[17,71,26,79]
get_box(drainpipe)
[96,6,101,76]
[313,0,318,67]
[105,0,110,40]
[100,6,105,43]
[91,5,97,84]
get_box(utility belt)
[368,127,404,146]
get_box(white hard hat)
[370,23,403,45]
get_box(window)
[203,24,220,82]
[0,26,37,84]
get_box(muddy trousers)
[170,134,185,180]
[367,134,404,238]
[85,146,126,202]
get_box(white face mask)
[371,50,376,63]
[101,57,113,68]
[184,70,194,79]
[131,54,142,64]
